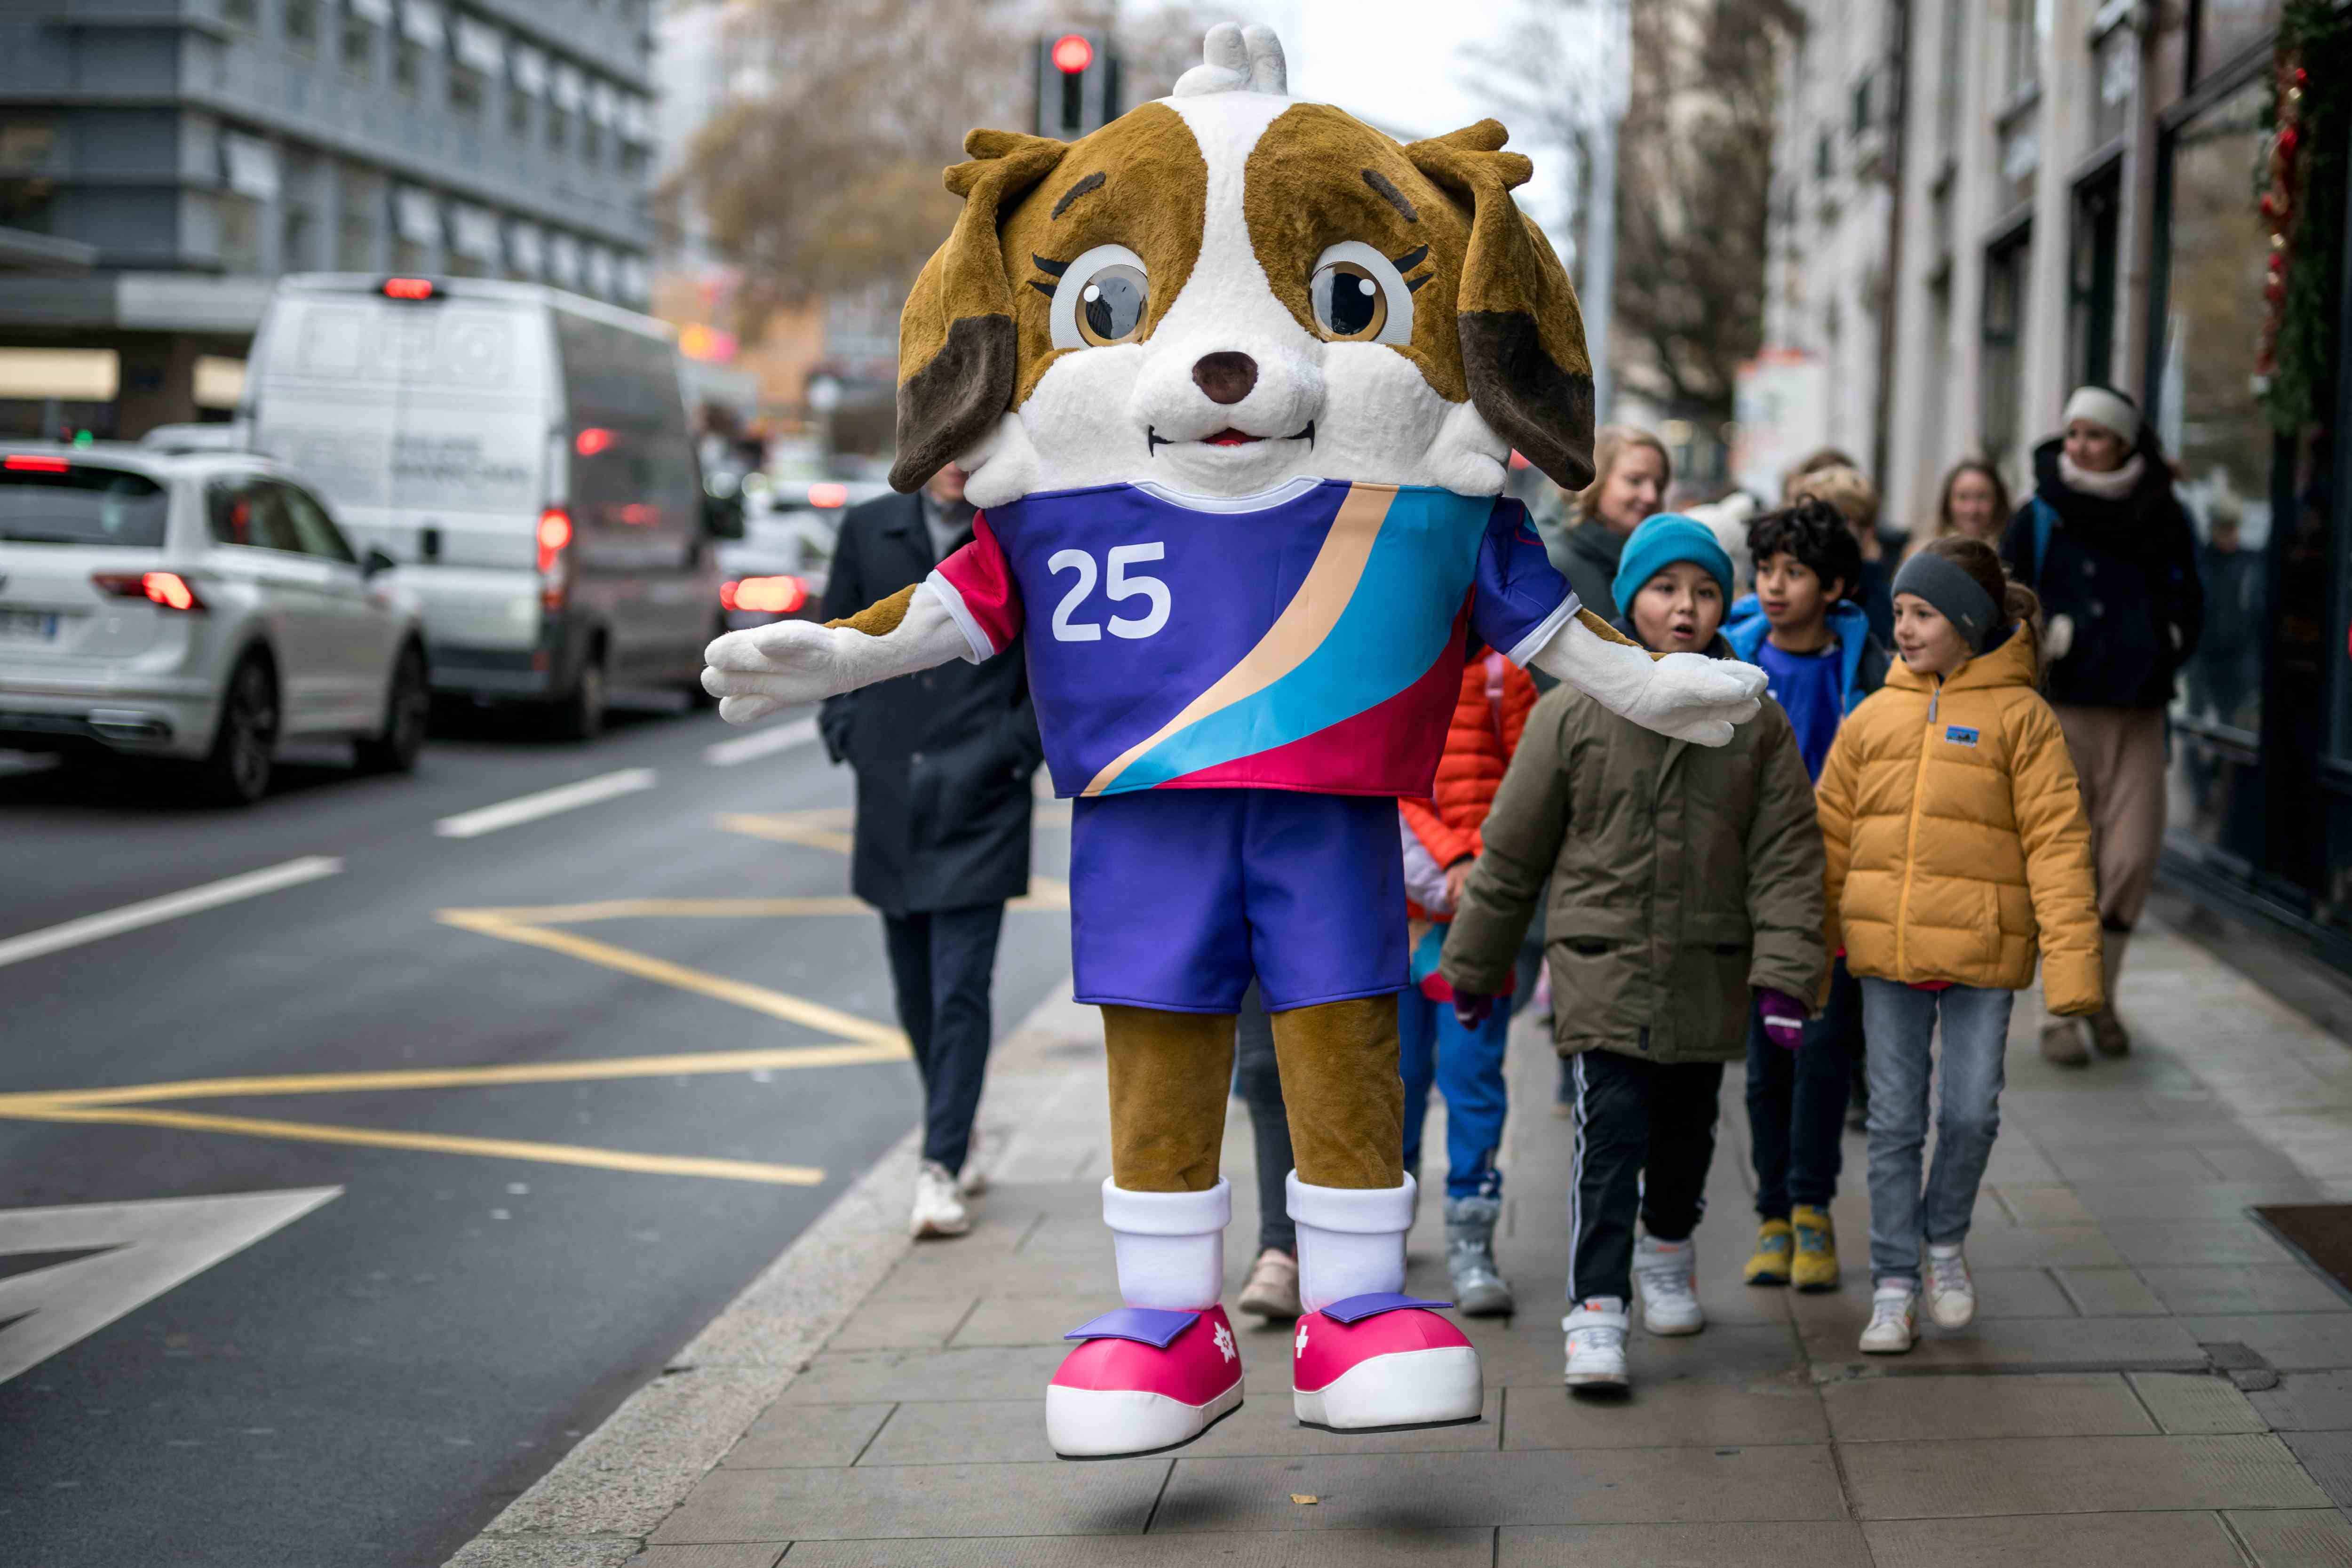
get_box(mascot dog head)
[890,23,1594,509]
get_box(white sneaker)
[910,1159,970,1239]
[1631,1234,1705,1336]
[1859,1284,1919,1354]
[956,1130,988,1198]
[1563,1297,1630,1388]
[1925,1244,1975,1329]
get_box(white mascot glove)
[701,584,968,724]
[1529,611,1767,748]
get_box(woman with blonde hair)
[1907,459,2013,557]
[1555,424,1672,621]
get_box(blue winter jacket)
[1722,595,1891,716]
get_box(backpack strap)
[2027,497,2057,586]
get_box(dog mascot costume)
[705,25,1767,1459]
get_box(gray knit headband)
[1891,552,2000,651]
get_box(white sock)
[1287,1171,1415,1314]
[1103,1178,1230,1310]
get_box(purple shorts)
[1067,788,1408,1013]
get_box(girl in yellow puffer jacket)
[1814,536,2101,1356]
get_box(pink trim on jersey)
[932,512,1023,656]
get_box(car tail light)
[574,427,615,457]
[93,570,205,611]
[723,575,807,615]
[4,454,72,473]
[807,482,849,509]
[382,277,436,300]
[536,508,572,573]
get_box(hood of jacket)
[1881,619,2038,697]
[1724,594,1880,712]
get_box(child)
[1440,514,1826,1392]
[1722,500,1891,1294]
[1398,647,1541,1317]
[1815,536,2102,1353]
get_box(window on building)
[451,60,485,114]
[218,192,264,273]
[1979,227,2031,483]
[286,0,319,53]
[395,36,423,94]
[2091,20,2137,145]
[224,0,258,28]
[336,168,381,270]
[1814,130,1831,181]
[1851,72,1873,138]
[547,105,570,151]
[581,119,602,164]
[1936,0,1964,152]
[2193,0,2285,83]
[2001,0,2039,100]
[507,85,531,137]
[2067,167,2121,389]
[0,118,57,234]
[341,7,375,79]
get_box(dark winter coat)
[1557,520,1629,623]
[1439,629,1827,1065]
[818,493,1043,915]
[2000,437,2203,710]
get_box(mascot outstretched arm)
[706,23,1765,1460]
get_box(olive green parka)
[1439,647,1828,1063]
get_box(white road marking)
[0,1187,341,1384]
[434,768,657,839]
[703,717,818,767]
[0,856,343,971]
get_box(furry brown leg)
[1102,1005,1237,1193]
[1269,994,1406,1189]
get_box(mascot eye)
[1043,243,1151,351]
[1306,241,1415,347]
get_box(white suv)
[0,443,429,805]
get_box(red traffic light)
[1051,33,1093,73]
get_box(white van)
[242,274,739,738]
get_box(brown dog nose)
[1192,351,1258,406]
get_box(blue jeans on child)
[1744,958,1860,1218]
[1859,978,2015,1287]
[1399,928,1509,1200]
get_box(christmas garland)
[2257,0,2351,432]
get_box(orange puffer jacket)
[1403,653,1539,919]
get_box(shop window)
[1979,228,2031,483]
[2068,167,2121,389]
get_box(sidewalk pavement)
[455,915,2352,1568]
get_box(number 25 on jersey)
[1048,543,1171,643]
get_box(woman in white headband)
[1999,384,2204,1067]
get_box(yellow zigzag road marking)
[1,1103,825,1185]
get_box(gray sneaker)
[1443,1195,1515,1317]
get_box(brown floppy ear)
[1403,121,1595,491]
[890,128,1068,493]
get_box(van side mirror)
[701,492,746,541]
[363,548,397,578]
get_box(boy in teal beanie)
[1610,514,1738,637]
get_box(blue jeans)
[1745,959,1859,1218]
[1859,979,2014,1286]
[1398,983,1510,1201]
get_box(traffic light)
[1036,30,1120,139]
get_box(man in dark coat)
[819,463,1044,1238]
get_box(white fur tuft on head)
[1173,22,1286,97]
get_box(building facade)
[0,0,659,438]
[1770,0,2352,970]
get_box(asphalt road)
[0,694,1073,1566]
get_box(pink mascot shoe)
[1046,1305,1245,1458]
[1291,1293,1482,1431]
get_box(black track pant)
[882,902,1005,1175]
[1561,1051,1725,1306]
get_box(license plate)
[0,609,59,641]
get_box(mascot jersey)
[925,477,1576,799]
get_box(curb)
[444,985,1097,1568]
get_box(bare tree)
[672,0,1209,331]
[1469,0,1796,422]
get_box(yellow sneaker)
[1743,1218,1793,1286]
[1791,1204,1840,1292]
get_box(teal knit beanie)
[1610,513,1735,613]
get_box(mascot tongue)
[1204,429,1260,446]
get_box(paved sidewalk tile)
[626,1548,783,1568]
[1798,1312,2206,1370]
[781,1529,1497,1566]
[721,1403,894,1469]
[2224,1508,2352,1567]
[1151,1447,1846,1531]
[777,1346,1073,1405]
[2139,1266,2352,1315]
[2183,1316,2352,1372]
[2056,1266,2171,1316]
[2282,1430,2352,1512]
[1820,1373,2154,1441]
[647,1458,1169,1544]
[1838,1433,2328,1517]
[1496,1520,1873,1567]
[2129,1373,2269,1434]
[1501,1379,1828,1449]
[2250,1370,2352,1430]
[1861,1510,2247,1567]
